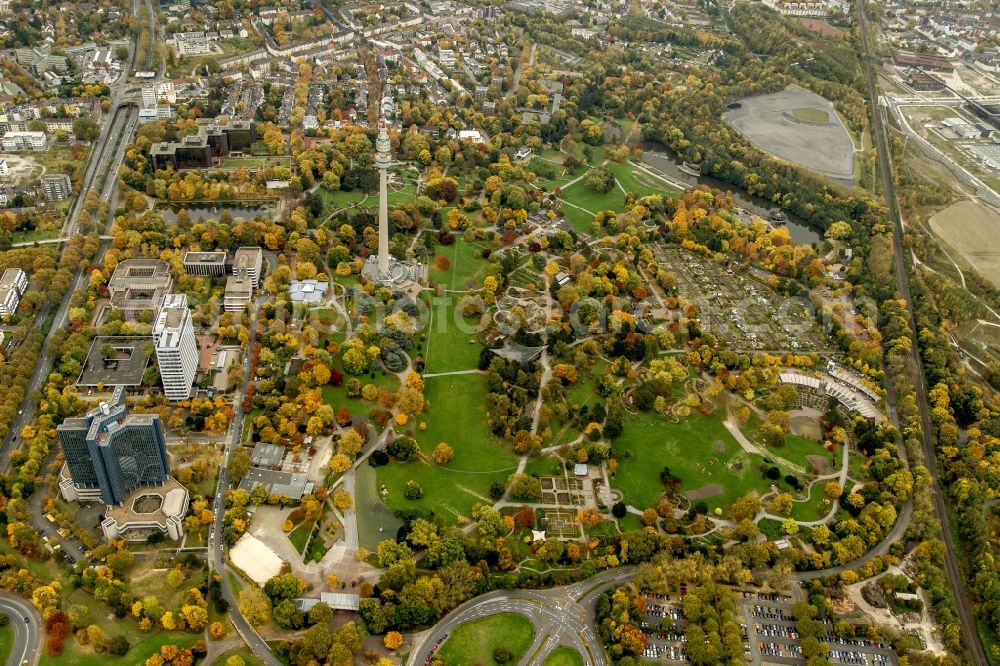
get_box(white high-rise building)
[153,294,198,401]
[141,84,157,109]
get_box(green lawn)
[11,228,60,244]
[320,370,400,426]
[790,481,835,522]
[46,605,199,666]
[423,296,485,374]
[428,237,490,291]
[374,374,518,522]
[773,433,830,471]
[543,647,585,666]
[212,647,266,666]
[558,205,596,234]
[438,613,535,666]
[355,462,404,551]
[792,107,830,122]
[560,175,625,213]
[227,571,245,599]
[0,622,12,666]
[523,454,564,478]
[315,186,370,213]
[612,410,772,513]
[608,162,680,199]
[288,519,314,554]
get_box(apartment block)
[0,267,27,317]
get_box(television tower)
[375,115,392,279]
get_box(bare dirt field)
[796,18,843,37]
[723,86,856,184]
[929,200,1000,287]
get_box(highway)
[208,296,280,666]
[0,103,138,473]
[0,592,41,666]
[858,4,988,664]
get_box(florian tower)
[375,115,392,279]
[361,114,416,286]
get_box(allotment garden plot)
[655,246,828,352]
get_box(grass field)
[438,613,535,666]
[11,228,60,244]
[315,186,370,213]
[428,237,490,291]
[792,108,830,122]
[559,205,596,234]
[929,200,1000,288]
[374,374,518,522]
[775,433,830,471]
[612,411,771,513]
[790,481,834,522]
[0,623,11,666]
[560,174,626,213]
[423,296,485,374]
[356,462,404,551]
[608,162,680,200]
[46,605,200,666]
[543,647,585,666]
[288,519,314,554]
[129,560,207,613]
[321,370,400,424]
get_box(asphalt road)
[0,102,137,472]
[209,296,281,666]
[0,592,41,666]
[858,5,987,664]
[412,567,636,666]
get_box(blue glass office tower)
[57,386,169,506]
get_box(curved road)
[209,295,280,666]
[412,567,636,666]
[0,593,41,666]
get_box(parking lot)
[633,590,898,665]
[738,596,898,666]
[638,592,689,663]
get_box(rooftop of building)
[104,475,187,525]
[238,466,311,500]
[233,246,262,268]
[0,267,24,290]
[183,250,227,264]
[250,442,285,468]
[77,336,153,388]
[225,276,253,296]
[108,258,171,285]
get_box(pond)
[641,149,823,246]
[157,204,277,224]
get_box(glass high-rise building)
[57,386,169,506]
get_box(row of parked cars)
[643,644,689,661]
[829,649,889,665]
